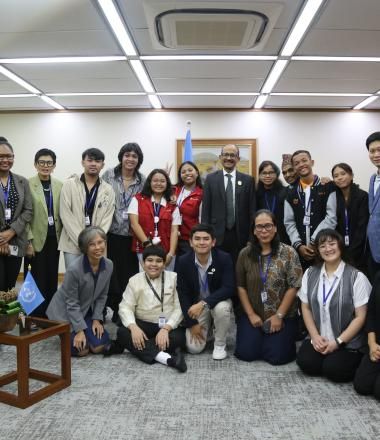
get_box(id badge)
[85,216,91,226]
[154,216,159,224]
[5,208,11,220]
[9,245,18,256]
[303,215,311,226]
[152,236,161,245]
[122,210,129,220]
[322,306,328,323]
[48,215,54,226]
[261,290,268,303]
[344,235,350,246]
[158,315,166,328]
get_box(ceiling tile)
[160,95,254,108]
[267,95,364,108]
[55,95,151,109]
[0,96,51,110]
[153,78,263,92]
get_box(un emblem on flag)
[20,283,36,303]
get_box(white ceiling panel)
[367,98,380,109]
[0,79,28,94]
[0,96,51,110]
[160,95,254,108]
[153,78,263,92]
[55,95,151,109]
[267,95,365,108]
[32,79,143,94]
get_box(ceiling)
[0,0,380,111]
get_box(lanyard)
[47,186,53,216]
[153,201,161,235]
[1,175,11,206]
[264,192,276,213]
[258,254,272,289]
[145,272,165,312]
[85,185,98,215]
[297,184,312,215]
[344,208,349,238]
[322,275,338,306]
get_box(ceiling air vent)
[143,1,283,51]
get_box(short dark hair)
[331,162,353,177]
[248,209,280,261]
[34,148,57,164]
[78,226,107,254]
[291,150,312,164]
[257,160,283,192]
[366,132,380,150]
[82,148,105,161]
[314,228,346,263]
[0,136,8,143]
[142,169,172,201]
[114,142,144,176]
[0,141,13,152]
[190,223,215,239]
[177,161,203,188]
[142,245,166,261]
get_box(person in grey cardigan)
[296,229,371,383]
[47,226,113,357]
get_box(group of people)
[1,132,380,400]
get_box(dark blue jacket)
[368,174,380,263]
[176,248,235,328]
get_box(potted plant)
[0,288,21,332]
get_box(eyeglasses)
[260,171,276,176]
[37,160,54,167]
[220,153,238,159]
[318,241,338,251]
[0,154,14,161]
[255,223,274,232]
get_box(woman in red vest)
[174,161,203,256]
[128,169,181,271]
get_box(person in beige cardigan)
[24,148,62,317]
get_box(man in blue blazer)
[177,224,235,360]
[366,132,380,280]
[201,144,256,264]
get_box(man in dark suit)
[201,144,256,264]
[177,224,235,360]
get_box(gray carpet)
[1,322,379,440]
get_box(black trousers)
[296,339,363,383]
[106,233,139,312]
[220,227,239,266]
[0,255,22,291]
[24,235,59,317]
[116,319,186,364]
[354,351,380,400]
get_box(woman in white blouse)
[297,228,371,383]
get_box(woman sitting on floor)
[297,229,371,382]
[234,209,303,365]
[47,226,112,357]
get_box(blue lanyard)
[297,184,312,214]
[258,254,272,289]
[153,201,161,217]
[1,175,11,206]
[264,192,276,213]
[48,186,53,216]
[344,208,349,239]
[322,275,338,306]
[85,185,98,215]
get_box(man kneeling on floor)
[177,224,235,360]
[104,245,187,372]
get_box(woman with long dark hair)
[332,163,368,272]
[174,161,203,256]
[102,143,145,320]
[128,168,181,271]
[256,160,289,243]
[234,209,302,365]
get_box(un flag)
[18,272,45,315]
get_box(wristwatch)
[336,337,346,348]
[276,312,284,319]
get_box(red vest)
[174,185,203,241]
[132,193,176,254]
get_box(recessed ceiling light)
[261,60,288,93]
[254,95,269,109]
[292,56,380,62]
[0,94,35,98]
[130,60,155,93]
[353,96,379,110]
[140,55,277,61]
[40,95,65,110]
[281,0,324,56]
[0,65,40,94]
[272,92,371,97]
[47,92,145,97]
[158,92,259,96]
[97,0,137,56]
[148,95,162,109]
[0,56,126,64]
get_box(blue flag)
[184,128,193,162]
[18,272,44,315]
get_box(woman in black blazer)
[332,163,369,273]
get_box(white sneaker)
[212,345,227,360]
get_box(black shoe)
[103,340,124,357]
[167,348,187,373]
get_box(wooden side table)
[0,316,71,409]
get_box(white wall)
[0,110,378,190]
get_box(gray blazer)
[0,172,33,257]
[47,255,113,333]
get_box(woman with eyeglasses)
[47,226,112,357]
[0,140,32,291]
[297,229,371,383]
[331,163,369,273]
[234,209,303,365]
[256,160,289,244]
[23,148,62,317]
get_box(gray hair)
[78,226,107,254]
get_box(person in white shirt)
[296,228,371,383]
[104,245,187,372]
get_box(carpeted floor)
[1,322,379,440]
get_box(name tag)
[122,210,128,220]
[9,245,18,256]
[152,236,161,245]
[303,215,311,226]
[48,216,54,226]
[344,235,350,246]
[261,290,268,303]
[85,216,91,226]
[158,315,167,328]
[5,208,11,220]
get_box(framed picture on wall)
[176,139,257,181]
